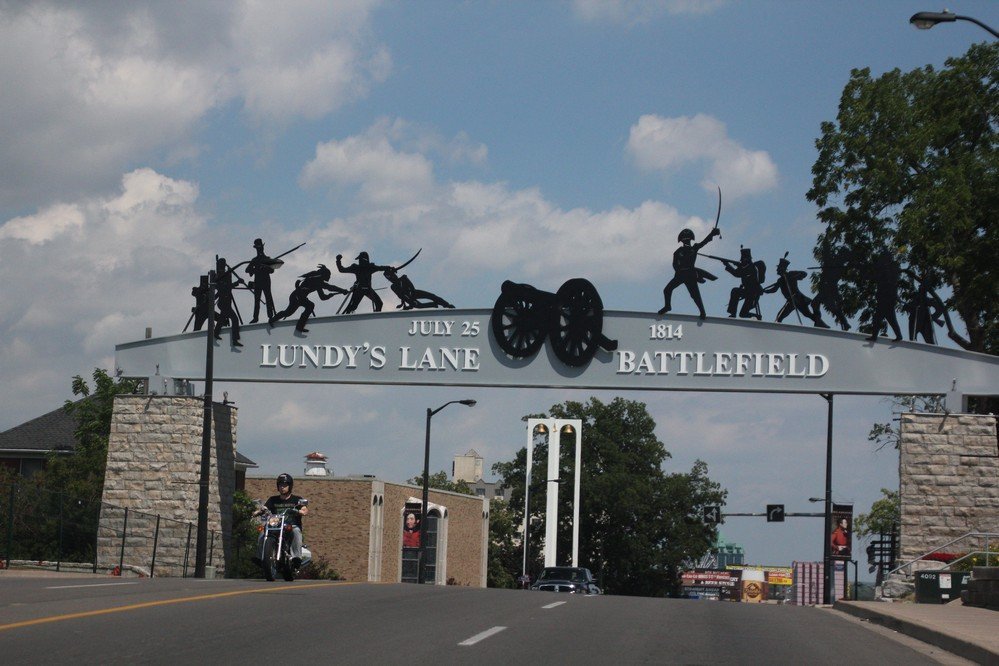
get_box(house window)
[475,488,486,497]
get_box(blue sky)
[1,1,994,571]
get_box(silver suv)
[530,567,602,594]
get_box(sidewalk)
[835,599,999,664]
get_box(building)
[452,449,507,501]
[0,400,257,489]
[245,475,489,586]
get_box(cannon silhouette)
[491,278,618,367]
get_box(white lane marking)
[542,601,566,609]
[45,582,140,590]
[458,626,507,646]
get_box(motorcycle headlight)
[267,516,281,527]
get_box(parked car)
[530,567,602,594]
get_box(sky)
[1,1,995,572]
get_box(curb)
[834,600,999,664]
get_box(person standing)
[245,238,276,324]
[658,227,720,320]
[337,251,390,314]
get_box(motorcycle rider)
[255,473,308,569]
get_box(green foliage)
[40,368,139,504]
[807,42,999,353]
[228,490,263,578]
[854,488,900,539]
[297,554,342,580]
[406,470,474,495]
[867,395,945,451]
[486,498,520,589]
[492,397,727,597]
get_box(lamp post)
[194,270,215,579]
[420,399,476,584]
[909,11,999,39]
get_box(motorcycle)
[255,498,312,582]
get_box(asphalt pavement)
[834,599,999,664]
[0,568,993,664]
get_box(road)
[0,578,960,664]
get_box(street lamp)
[909,11,999,38]
[419,399,476,584]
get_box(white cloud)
[573,0,726,25]
[627,114,778,199]
[0,1,388,209]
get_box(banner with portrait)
[829,504,853,560]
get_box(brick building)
[245,475,489,587]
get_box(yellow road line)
[0,581,354,632]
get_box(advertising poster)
[403,503,422,549]
[829,504,853,560]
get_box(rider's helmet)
[277,473,294,490]
[677,228,695,243]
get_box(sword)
[712,185,722,239]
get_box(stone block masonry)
[98,396,236,577]
[900,413,998,568]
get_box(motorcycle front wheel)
[281,555,295,582]
[262,537,278,582]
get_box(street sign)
[703,505,721,524]
[766,504,785,522]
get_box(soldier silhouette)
[763,254,828,327]
[811,246,851,331]
[270,264,348,333]
[903,270,944,345]
[213,257,245,347]
[186,275,211,332]
[245,238,276,323]
[383,267,454,310]
[658,227,720,320]
[337,251,390,314]
[723,247,765,320]
[866,251,903,342]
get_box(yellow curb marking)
[0,581,354,632]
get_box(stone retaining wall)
[900,413,998,568]
[98,396,236,576]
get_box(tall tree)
[406,470,473,496]
[807,42,998,353]
[41,368,139,502]
[492,397,726,597]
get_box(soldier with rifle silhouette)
[903,269,944,345]
[213,257,245,346]
[337,251,391,314]
[270,264,348,333]
[185,275,211,332]
[865,250,903,343]
[704,247,765,320]
[245,238,276,323]
[658,227,720,320]
[762,253,828,327]
[810,246,851,331]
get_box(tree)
[40,368,139,503]
[486,498,520,589]
[406,470,473,496]
[867,395,945,451]
[492,397,727,597]
[807,42,998,353]
[855,488,900,540]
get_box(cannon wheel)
[549,278,605,367]
[491,288,548,359]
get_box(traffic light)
[766,504,785,522]
[703,505,721,524]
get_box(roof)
[0,403,80,454]
[0,401,257,468]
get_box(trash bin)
[915,570,970,604]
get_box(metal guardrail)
[887,532,998,577]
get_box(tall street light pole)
[194,270,215,579]
[821,393,834,605]
[420,399,476,584]
[910,11,999,39]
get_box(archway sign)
[116,307,997,407]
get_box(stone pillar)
[98,395,237,576]
[899,413,998,569]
